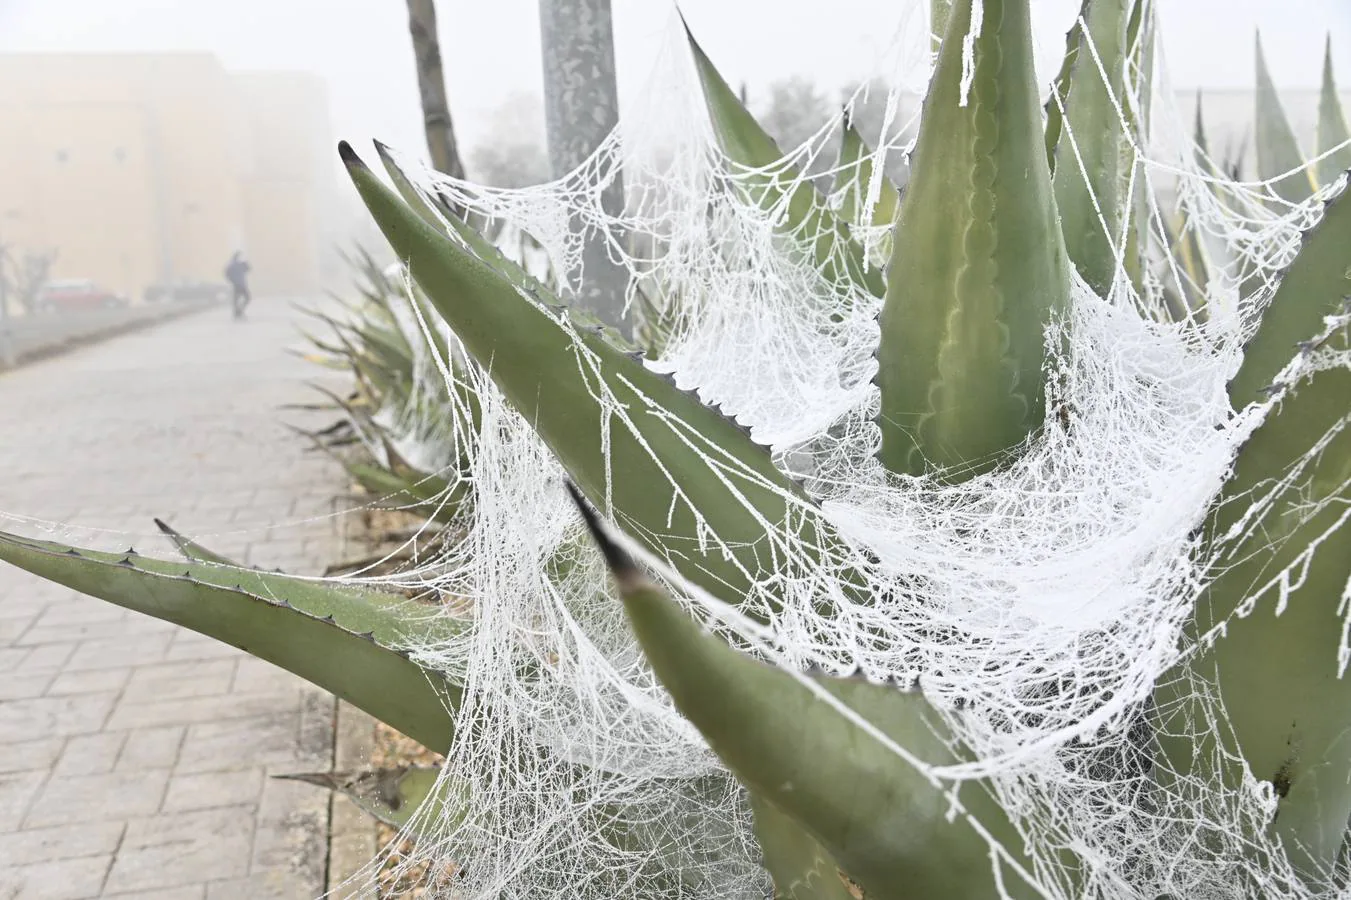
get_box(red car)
[36,279,129,312]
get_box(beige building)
[0,53,336,301]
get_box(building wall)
[0,53,334,303]
[233,71,334,296]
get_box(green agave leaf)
[373,141,484,252]
[877,0,1071,480]
[1157,329,1351,880]
[571,489,1041,899]
[1255,31,1316,204]
[1156,184,1351,880]
[0,531,463,754]
[153,518,241,567]
[833,113,901,233]
[1043,0,1089,174]
[373,141,634,353]
[359,321,416,374]
[1162,211,1211,323]
[280,766,462,835]
[685,29,885,299]
[1229,175,1351,406]
[930,0,953,51]
[348,461,467,525]
[749,793,858,900]
[342,141,841,616]
[1052,0,1131,296]
[1121,0,1158,297]
[1316,36,1351,188]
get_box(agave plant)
[1252,31,1351,205]
[1168,33,1350,335]
[293,246,480,531]
[1,1,1348,897]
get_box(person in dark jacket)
[224,251,252,319]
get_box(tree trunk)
[538,0,630,333]
[406,0,465,181]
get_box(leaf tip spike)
[565,481,643,592]
[337,141,367,170]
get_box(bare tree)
[0,243,58,315]
[406,0,465,180]
[16,252,58,313]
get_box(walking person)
[224,251,252,320]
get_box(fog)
[3,0,1348,165]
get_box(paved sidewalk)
[0,302,350,899]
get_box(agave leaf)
[153,518,241,568]
[1157,323,1351,880]
[570,487,1041,900]
[1194,90,1212,164]
[1162,211,1211,323]
[1052,0,1130,296]
[930,0,953,50]
[373,141,634,352]
[749,793,858,900]
[833,113,901,233]
[685,29,885,299]
[1156,181,1351,880]
[342,141,841,616]
[877,0,1071,480]
[1229,175,1351,407]
[0,531,462,754]
[1255,31,1316,204]
[280,766,461,835]
[1121,0,1158,296]
[1043,0,1089,174]
[359,321,416,373]
[348,460,468,525]
[1316,36,1351,188]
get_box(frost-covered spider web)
[323,2,1351,898]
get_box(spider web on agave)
[317,0,1351,896]
[335,0,1351,891]
[2,0,1348,897]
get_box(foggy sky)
[2,0,1347,171]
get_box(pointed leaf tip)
[566,481,640,585]
[338,140,366,169]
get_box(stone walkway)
[0,302,351,899]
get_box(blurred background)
[0,0,1346,307]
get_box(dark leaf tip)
[338,140,367,170]
[564,481,639,584]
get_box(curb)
[0,299,221,372]
[327,703,380,897]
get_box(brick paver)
[0,303,350,898]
